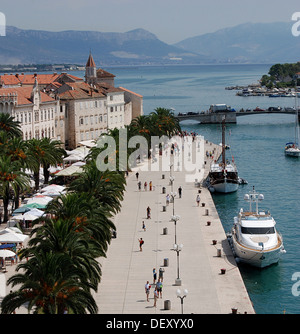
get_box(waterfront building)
[0,78,58,140]
[52,53,143,148]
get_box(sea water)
[78,64,300,313]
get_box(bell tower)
[85,51,97,85]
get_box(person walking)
[196,194,201,206]
[142,221,146,231]
[153,268,157,284]
[137,181,142,191]
[178,186,182,198]
[153,287,159,307]
[158,267,165,282]
[138,238,144,251]
[146,206,151,219]
[149,181,153,191]
[144,181,147,191]
[136,172,139,180]
[145,281,150,302]
[166,194,170,206]
[156,279,163,298]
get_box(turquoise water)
[77,64,300,313]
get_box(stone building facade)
[0,79,58,141]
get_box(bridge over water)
[176,109,300,124]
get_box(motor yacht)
[229,187,286,268]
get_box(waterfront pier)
[94,140,255,314]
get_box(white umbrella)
[27,195,53,205]
[24,209,44,218]
[21,213,39,221]
[56,165,83,176]
[0,232,28,243]
[10,215,25,221]
[0,249,16,258]
[5,227,23,234]
[41,184,65,192]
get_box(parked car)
[268,106,282,111]
[253,107,265,111]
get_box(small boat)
[285,97,300,157]
[229,187,286,268]
[209,117,239,193]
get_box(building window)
[79,117,83,126]
[110,95,113,101]
[110,107,113,112]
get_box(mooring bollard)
[164,258,169,267]
[162,187,166,194]
[162,205,166,212]
[205,209,209,216]
[163,227,168,235]
[162,174,165,179]
[217,249,222,257]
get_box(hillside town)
[0,53,143,149]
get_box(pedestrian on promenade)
[137,181,141,191]
[142,221,146,231]
[139,238,144,251]
[178,186,182,198]
[136,172,139,180]
[166,194,170,206]
[145,281,151,302]
[149,181,153,191]
[156,279,163,298]
[147,206,151,219]
[153,268,157,284]
[158,267,165,282]
[153,287,159,307]
[196,194,201,206]
[144,181,147,191]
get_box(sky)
[1,0,300,44]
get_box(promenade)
[0,139,255,314]
[94,140,255,314]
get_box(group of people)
[145,267,165,307]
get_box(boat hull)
[211,180,239,193]
[231,236,284,268]
[285,149,300,157]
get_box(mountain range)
[0,22,299,66]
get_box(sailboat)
[285,96,300,157]
[208,117,239,193]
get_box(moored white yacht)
[229,187,286,268]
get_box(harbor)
[93,139,255,314]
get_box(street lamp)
[176,289,188,314]
[173,243,183,286]
[171,214,180,244]
[170,191,177,215]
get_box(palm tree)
[25,138,65,190]
[150,107,181,137]
[68,160,126,215]
[42,192,115,255]
[1,250,98,314]
[0,155,30,223]
[39,137,66,184]
[0,113,22,138]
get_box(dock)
[94,140,255,314]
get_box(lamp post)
[170,190,176,215]
[173,243,183,285]
[176,289,188,314]
[171,214,180,245]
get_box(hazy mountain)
[174,22,300,64]
[0,26,206,66]
[0,23,299,66]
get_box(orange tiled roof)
[96,68,115,78]
[0,86,56,105]
[0,73,83,87]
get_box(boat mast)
[222,116,226,165]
